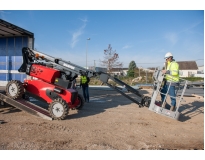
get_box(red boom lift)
[3,47,151,120]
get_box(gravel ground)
[0,87,204,158]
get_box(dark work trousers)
[82,85,89,102]
[161,84,176,107]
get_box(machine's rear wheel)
[6,80,24,99]
[48,98,68,120]
[75,94,85,110]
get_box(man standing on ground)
[80,72,90,102]
[161,52,179,111]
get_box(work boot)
[170,106,175,111]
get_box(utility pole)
[94,60,96,71]
[86,38,90,69]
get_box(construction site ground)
[0,87,204,152]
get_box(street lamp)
[86,38,90,69]
[145,69,147,84]
[139,66,143,77]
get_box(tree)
[127,61,137,77]
[128,61,137,70]
[100,44,123,73]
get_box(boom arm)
[98,72,150,106]
[19,47,97,80]
[19,47,151,107]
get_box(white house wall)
[180,70,198,77]
[198,66,204,73]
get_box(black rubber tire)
[144,96,151,107]
[48,98,68,120]
[75,94,85,110]
[6,80,24,100]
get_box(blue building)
[0,19,34,86]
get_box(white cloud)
[70,18,87,48]
[165,32,178,45]
[79,18,88,23]
[183,20,203,33]
[122,45,132,49]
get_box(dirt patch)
[0,88,204,150]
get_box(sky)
[0,1,204,70]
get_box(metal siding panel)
[0,63,6,70]
[0,38,7,56]
[0,56,6,61]
[23,37,28,47]
[0,36,28,83]
[0,56,6,70]
[0,73,7,80]
[7,73,11,81]
[11,56,15,70]
[15,37,23,56]
[15,56,22,62]
[22,74,27,80]
[0,64,6,70]
[15,73,21,81]
[15,56,23,70]
[7,73,15,81]
[11,62,16,70]
[15,62,22,70]
[8,37,15,56]
[7,56,12,70]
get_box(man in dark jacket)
[80,72,90,102]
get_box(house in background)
[177,61,199,77]
[197,65,204,74]
[109,68,128,76]
[195,65,204,78]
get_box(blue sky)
[0,4,204,69]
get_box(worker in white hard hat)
[161,52,179,111]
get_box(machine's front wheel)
[6,80,24,99]
[48,98,68,120]
[75,94,85,110]
[142,96,151,107]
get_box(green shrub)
[182,77,204,82]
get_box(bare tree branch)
[100,44,123,73]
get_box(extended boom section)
[99,72,151,107]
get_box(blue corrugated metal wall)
[0,36,28,83]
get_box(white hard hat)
[164,52,173,59]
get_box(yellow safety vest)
[165,61,179,83]
[81,76,87,84]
